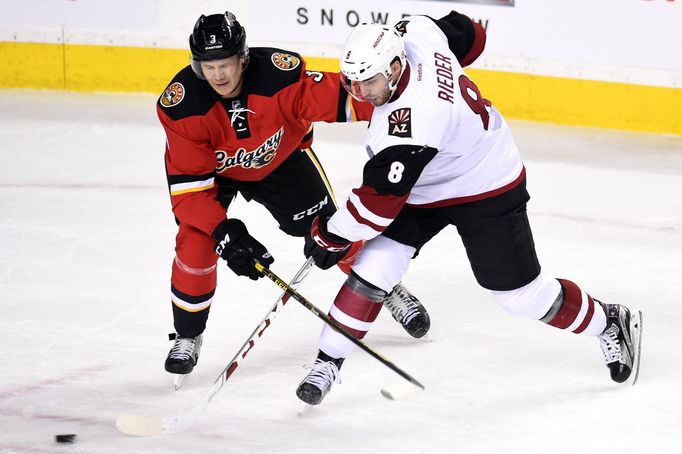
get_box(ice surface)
[1,90,681,453]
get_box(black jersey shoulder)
[364,144,438,196]
[158,65,218,121]
[243,47,304,97]
[427,12,477,62]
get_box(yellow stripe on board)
[466,69,682,135]
[0,42,66,89]
[1,41,681,135]
[1,41,189,93]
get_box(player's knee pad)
[491,272,561,320]
[351,236,415,293]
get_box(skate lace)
[599,325,622,363]
[168,337,197,361]
[384,287,420,324]
[303,359,341,390]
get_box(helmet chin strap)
[387,61,407,94]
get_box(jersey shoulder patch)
[394,19,409,36]
[158,66,217,121]
[387,107,412,138]
[244,47,304,97]
[270,51,302,71]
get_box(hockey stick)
[254,261,425,391]
[115,257,316,437]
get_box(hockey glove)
[212,218,274,280]
[304,216,352,270]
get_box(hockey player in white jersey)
[297,10,642,406]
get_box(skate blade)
[629,310,643,386]
[297,402,310,417]
[173,373,191,390]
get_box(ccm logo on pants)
[293,196,328,220]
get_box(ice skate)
[383,283,430,338]
[598,304,642,384]
[296,358,342,406]
[165,333,203,390]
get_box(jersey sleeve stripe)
[169,177,215,196]
[327,208,382,242]
[346,199,387,233]
[348,192,394,227]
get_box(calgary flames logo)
[215,127,284,172]
[271,52,300,71]
[160,82,185,108]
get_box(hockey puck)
[55,434,76,443]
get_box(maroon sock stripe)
[334,283,384,322]
[548,279,583,330]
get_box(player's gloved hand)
[304,216,352,270]
[212,219,274,280]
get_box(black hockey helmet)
[189,12,249,78]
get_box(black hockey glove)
[304,216,352,270]
[212,219,274,280]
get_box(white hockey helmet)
[340,23,407,101]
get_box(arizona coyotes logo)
[215,127,284,171]
[271,52,300,71]
[388,108,412,138]
[160,82,184,107]
[394,20,409,37]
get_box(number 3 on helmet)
[340,23,407,102]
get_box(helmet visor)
[340,73,371,103]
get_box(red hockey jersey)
[157,47,372,236]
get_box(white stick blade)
[116,413,163,437]
[380,382,421,400]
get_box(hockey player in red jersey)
[297,11,642,405]
[157,11,430,388]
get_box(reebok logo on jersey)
[388,108,412,138]
[160,82,185,108]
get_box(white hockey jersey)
[329,14,525,242]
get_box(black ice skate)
[296,357,343,406]
[165,333,203,389]
[598,303,642,384]
[383,283,430,338]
